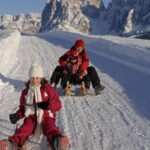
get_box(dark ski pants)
[50,66,101,88]
[50,66,63,85]
[61,73,90,89]
[9,115,61,147]
[87,66,101,88]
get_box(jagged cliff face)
[106,0,150,34]
[0,13,41,33]
[40,0,150,35]
[40,0,105,34]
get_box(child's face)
[30,77,42,86]
[76,46,83,53]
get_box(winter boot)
[65,81,71,96]
[0,139,18,150]
[94,85,105,95]
[54,136,70,150]
[80,81,88,96]
[21,141,31,150]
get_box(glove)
[37,101,49,110]
[63,66,72,74]
[76,69,83,77]
[9,113,20,124]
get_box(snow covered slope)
[0,30,150,150]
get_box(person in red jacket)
[50,39,104,95]
[60,49,90,91]
[0,61,69,150]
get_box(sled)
[65,81,72,96]
[64,81,87,96]
[80,81,88,96]
[0,139,18,150]
[0,139,40,150]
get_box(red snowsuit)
[9,82,62,147]
[59,49,89,78]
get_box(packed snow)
[0,30,150,150]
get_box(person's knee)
[55,66,62,72]
[87,66,96,73]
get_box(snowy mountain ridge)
[0,0,150,35]
[106,0,150,34]
[40,0,150,35]
[0,13,41,33]
[40,0,109,35]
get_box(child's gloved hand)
[62,66,72,75]
[9,113,20,124]
[75,69,83,77]
[37,101,49,110]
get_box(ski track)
[0,33,150,150]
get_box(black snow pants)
[50,66,101,89]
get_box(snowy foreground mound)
[0,30,21,75]
[0,30,150,150]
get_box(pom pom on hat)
[29,60,44,78]
[75,39,84,48]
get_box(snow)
[124,9,134,33]
[0,30,21,75]
[0,13,41,33]
[0,29,150,150]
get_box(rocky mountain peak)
[0,13,41,33]
[106,0,150,34]
[40,0,105,34]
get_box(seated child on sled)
[0,61,70,150]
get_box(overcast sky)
[0,0,112,15]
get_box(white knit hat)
[29,60,44,78]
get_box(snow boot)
[21,141,31,150]
[0,139,18,150]
[80,81,88,96]
[94,85,105,95]
[65,81,71,96]
[54,136,70,150]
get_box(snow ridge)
[0,30,21,75]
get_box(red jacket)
[16,82,62,119]
[59,48,89,77]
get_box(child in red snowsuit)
[60,49,90,90]
[0,61,69,150]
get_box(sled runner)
[0,139,39,150]
[64,81,88,96]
